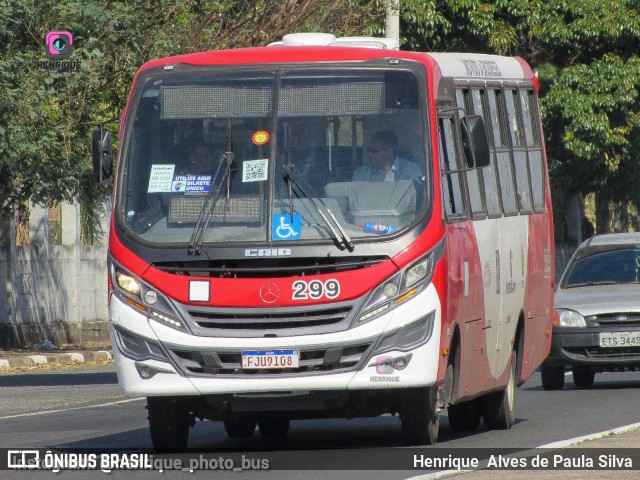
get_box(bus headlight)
[354,250,437,326]
[116,272,141,296]
[404,256,433,290]
[382,282,399,297]
[110,260,188,332]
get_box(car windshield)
[118,65,428,247]
[562,248,640,287]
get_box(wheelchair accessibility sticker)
[272,214,302,240]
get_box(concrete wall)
[0,201,111,349]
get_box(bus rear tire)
[147,397,190,450]
[481,353,516,430]
[541,364,565,390]
[223,414,257,438]
[448,398,481,431]
[400,387,439,445]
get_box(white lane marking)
[405,421,640,479]
[0,397,145,421]
[538,421,640,449]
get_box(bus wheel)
[541,364,565,390]
[481,353,516,430]
[572,366,595,388]
[400,387,439,445]
[258,417,291,438]
[223,414,257,438]
[448,398,481,431]
[147,397,189,450]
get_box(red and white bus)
[94,33,554,448]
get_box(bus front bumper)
[109,284,442,397]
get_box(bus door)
[439,115,490,399]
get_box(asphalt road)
[2,365,640,479]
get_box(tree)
[6,0,640,238]
[399,0,640,236]
[0,0,381,218]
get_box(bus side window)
[470,88,502,217]
[457,86,497,219]
[505,88,533,213]
[438,116,467,220]
[520,89,546,212]
[487,89,518,215]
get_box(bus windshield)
[118,66,428,247]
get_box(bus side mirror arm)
[460,115,490,168]
[93,129,114,183]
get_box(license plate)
[241,350,299,369]
[599,331,640,348]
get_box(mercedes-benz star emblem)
[259,282,280,303]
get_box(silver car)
[541,233,640,390]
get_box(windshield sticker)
[252,130,270,146]
[242,159,268,183]
[272,214,301,240]
[171,175,212,193]
[147,164,175,192]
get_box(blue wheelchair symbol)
[272,214,302,240]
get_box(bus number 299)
[292,279,340,300]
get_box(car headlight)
[554,308,586,327]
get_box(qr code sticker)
[242,159,268,182]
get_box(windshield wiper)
[565,280,618,288]
[282,164,354,252]
[187,118,235,255]
[187,151,234,255]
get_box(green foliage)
[0,0,380,216]
[400,0,640,233]
[3,0,640,234]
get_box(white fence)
[0,201,111,348]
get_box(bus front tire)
[400,387,439,445]
[147,397,190,450]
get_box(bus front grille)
[167,342,373,377]
[189,305,352,330]
[176,299,363,337]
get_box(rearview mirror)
[92,129,113,183]
[460,115,490,168]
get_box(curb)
[0,350,113,369]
